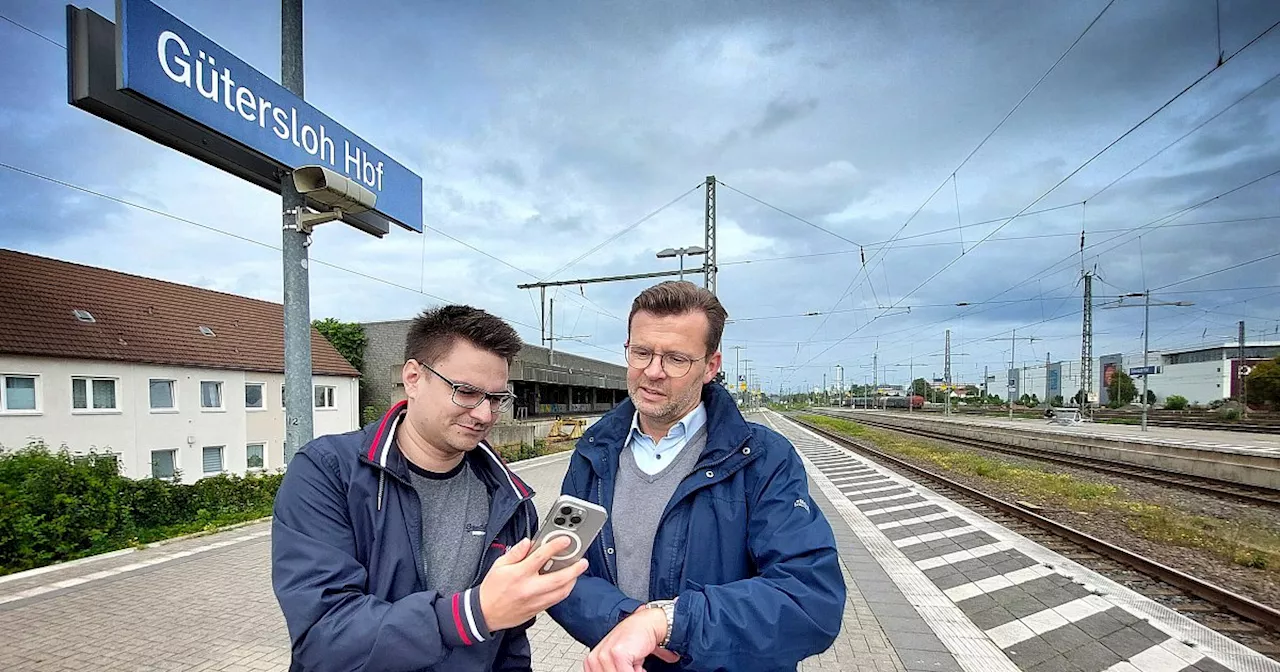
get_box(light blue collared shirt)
[625,402,708,476]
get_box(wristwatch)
[645,598,678,649]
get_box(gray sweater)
[611,426,708,602]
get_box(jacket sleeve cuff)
[665,589,703,657]
[616,596,644,623]
[435,587,493,648]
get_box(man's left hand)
[583,607,680,672]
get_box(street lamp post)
[656,246,708,282]
[1102,291,1193,431]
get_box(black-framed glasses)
[415,361,517,413]
[624,345,706,378]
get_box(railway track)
[814,409,1280,509]
[787,413,1280,658]
[909,408,1280,434]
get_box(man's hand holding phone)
[478,537,588,632]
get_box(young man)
[272,305,587,672]
[548,282,846,671]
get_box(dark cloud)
[750,96,820,139]
[2,0,1278,389]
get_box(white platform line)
[0,529,272,606]
[786,411,1280,672]
[1103,639,1202,672]
[842,484,904,498]
[915,542,1013,571]
[766,413,1021,672]
[851,491,919,506]
[986,595,1111,648]
[824,468,875,477]
[893,525,979,548]
[876,511,956,531]
[830,474,883,484]
[945,565,1055,602]
[862,501,939,517]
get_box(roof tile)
[0,250,360,377]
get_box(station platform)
[763,410,1280,672]
[858,410,1280,456]
[1,413,1276,672]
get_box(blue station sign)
[71,0,422,234]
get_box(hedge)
[1,436,574,576]
[0,441,281,576]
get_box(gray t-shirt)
[406,457,492,595]
[611,426,708,602]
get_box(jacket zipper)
[469,497,530,588]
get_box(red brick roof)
[0,250,360,377]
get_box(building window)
[72,377,118,411]
[149,379,176,410]
[151,449,177,479]
[245,383,264,410]
[2,375,38,412]
[200,381,223,409]
[246,443,265,470]
[314,385,336,409]
[202,446,224,474]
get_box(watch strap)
[646,598,677,649]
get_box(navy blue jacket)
[272,401,539,672]
[547,384,846,671]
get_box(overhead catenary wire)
[717,215,1278,268]
[715,181,862,248]
[0,12,64,48]
[540,183,703,282]
[886,18,1280,316]
[780,17,1280,390]
[0,160,638,360]
[0,8,633,334]
[813,0,1121,331]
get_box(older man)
[549,282,845,671]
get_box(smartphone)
[531,494,608,574]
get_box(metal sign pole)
[282,0,312,463]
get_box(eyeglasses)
[415,361,517,413]
[624,345,706,378]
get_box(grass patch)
[799,414,1118,510]
[798,414,1280,572]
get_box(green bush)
[0,441,281,575]
[1164,395,1189,411]
[496,439,572,464]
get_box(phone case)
[532,494,608,573]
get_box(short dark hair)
[404,305,523,366]
[628,281,728,355]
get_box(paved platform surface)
[766,411,1280,672]
[2,412,1276,672]
[0,433,905,672]
[851,409,1280,455]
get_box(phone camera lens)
[570,516,582,524]
[554,517,566,526]
[560,506,572,515]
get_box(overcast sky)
[2,0,1278,395]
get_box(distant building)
[1141,342,1279,405]
[0,250,360,483]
